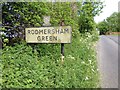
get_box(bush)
[2,2,80,46]
[1,34,99,88]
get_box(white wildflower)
[88,60,92,64]
[81,61,85,64]
[80,39,82,42]
[71,57,75,60]
[67,55,75,60]
[91,69,95,72]
[97,69,99,71]
[85,77,89,80]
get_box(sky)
[94,0,120,23]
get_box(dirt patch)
[106,32,120,35]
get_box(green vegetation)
[1,33,99,88]
[2,2,79,46]
[1,2,103,46]
[78,2,103,33]
[97,12,120,35]
[1,1,103,88]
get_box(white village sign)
[25,26,72,43]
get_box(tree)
[2,2,80,46]
[97,12,120,35]
[106,12,119,32]
[97,20,108,35]
[78,1,104,33]
[118,12,120,31]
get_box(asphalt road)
[97,35,119,88]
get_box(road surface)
[97,35,119,88]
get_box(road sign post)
[60,20,65,63]
[25,18,72,63]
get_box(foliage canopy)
[1,1,104,46]
[97,12,120,35]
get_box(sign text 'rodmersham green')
[25,26,72,43]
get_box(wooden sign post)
[61,43,64,63]
[25,18,72,63]
[60,20,65,63]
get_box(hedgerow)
[1,1,103,88]
[1,32,99,88]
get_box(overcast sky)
[94,0,120,23]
